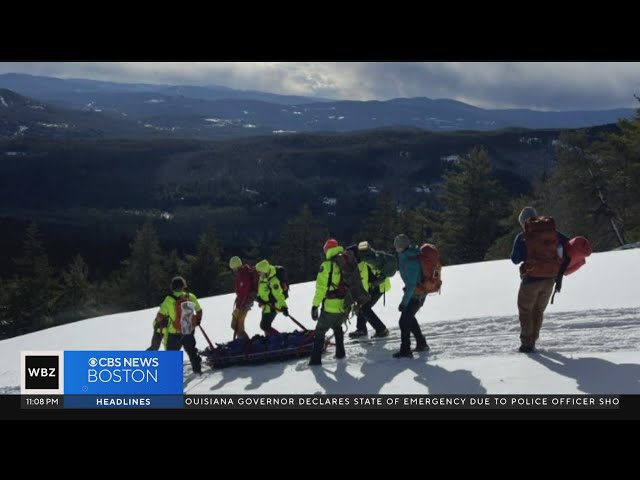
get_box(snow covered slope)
[1,249,639,394]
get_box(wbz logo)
[20,351,64,394]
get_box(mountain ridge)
[0,74,635,138]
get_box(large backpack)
[273,265,289,299]
[358,242,398,279]
[329,250,371,316]
[522,216,563,278]
[413,243,443,295]
[174,293,196,335]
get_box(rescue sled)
[201,330,325,369]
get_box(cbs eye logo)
[88,358,98,367]
[21,351,64,394]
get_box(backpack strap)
[551,254,571,304]
[325,258,346,300]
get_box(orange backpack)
[414,244,442,295]
[522,216,563,278]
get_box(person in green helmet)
[255,259,288,336]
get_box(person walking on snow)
[229,256,258,340]
[151,276,203,374]
[347,241,390,339]
[393,234,429,358]
[308,238,347,366]
[510,207,568,353]
[255,259,288,336]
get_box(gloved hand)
[195,315,202,326]
[398,304,405,312]
[156,317,167,331]
[311,306,319,321]
[281,307,289,317]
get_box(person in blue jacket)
[510,206,568,353]
[393,234,429,358]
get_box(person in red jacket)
[229,256,258,339]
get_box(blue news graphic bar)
[64,351,183,395]
[64,395,183,409]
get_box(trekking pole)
[231,305,237,340]
[286,314,309,332]
[198,325,215,351]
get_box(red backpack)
[522,216,563,278]
[414,244,442,295]
[235,265,259,308]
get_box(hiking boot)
[335,351,346,359]
[308,358,322,366]
[518,344,534,353]
[414,342,430,352]
[393,350,413,359]
[372,328,390,338]
[349,329,368,339]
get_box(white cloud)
[1,62,639,110]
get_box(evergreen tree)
[596,100,640,243]
[8,222,57,335]
[95,270,127,317]
[189,226,224,297]
[485,195,536,261]
[0,276,13,338]
[547,131,623,249]
[61,254,91,321]
[272,204,328,283]
[354,192,401,251]
[241,238,263,266]
[437,147,509,264]
[397,204,442,249]
[164,249,188,279]
[121,221,166,309]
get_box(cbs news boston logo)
[21,351,182,396]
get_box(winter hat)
[518,206,538,227]
[171,276,187,291]
[229,256,243,270]
[323,238,339,254]
[255,259,271,275]
[393,234,410,252]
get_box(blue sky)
[1,62,639,111]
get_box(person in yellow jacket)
[348,241,391,339]
[150,276,203,374]
[308,238,347,366]
[255,259,289,336]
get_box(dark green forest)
[1,105,639,339]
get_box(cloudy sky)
[1,62,639,111]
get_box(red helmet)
[323,238,339,254]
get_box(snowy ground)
[1,249,639,394]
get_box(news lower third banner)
[20,394,623,410]
[21,350,184,408]
[18,350,625,410]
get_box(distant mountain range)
[0,74,635,139]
